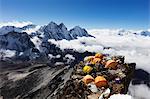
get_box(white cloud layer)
[0,21,32,28]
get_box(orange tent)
[95,53,103,59]
[95,76,107,88]
[82,75,94,84]
[84,56,95,62]
[105,60,118,69]
[91,58,102,64]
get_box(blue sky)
[0,0,149,29]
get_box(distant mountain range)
[0,21,93,39]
